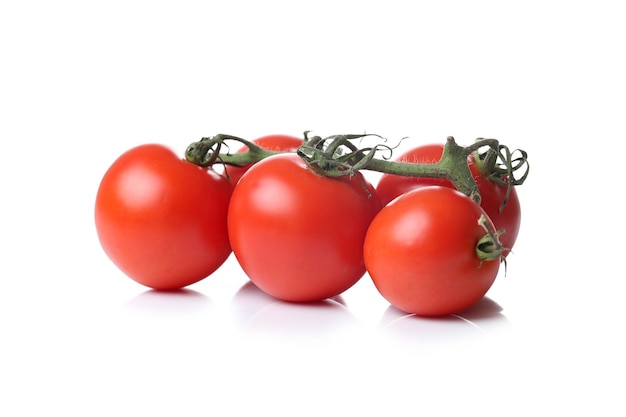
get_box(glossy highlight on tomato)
[228,153,382,302]
[376,143,521,253]
[364,186,501,316]
[94,144,233,290]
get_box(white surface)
[2,1,624,415]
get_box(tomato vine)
[185,132,529,205]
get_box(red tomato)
[225,134,303,184]
[376,143,521,253]
[95,144,233,290]
[228,153,382,302]
[364,186,502,316]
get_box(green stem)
[185,134,280,167]
[366,137,499,203]
[185,133,528,206]
[299,135,501,204]
[473,141,530,212]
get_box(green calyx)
[476,214,507,263]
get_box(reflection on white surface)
[226,281,511,350]
[377,297,510,347]
[230,281,359,343]
[124,288,212,316]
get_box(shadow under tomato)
[230,281,358,342]
[378,297,510,347]
[124,288,211,316]
[456,296,507,320]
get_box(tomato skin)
[228,153,382,302]
[95,144,233,290]
[376,144,521,253]
[225,134,303,184]
[364,186,501,316]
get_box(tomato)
[228,153,382,302]
[225,134,303,184]
[376,143,521,253]
[364,186,502,316]
[95,144,233,290]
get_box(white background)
[2,1,625,415]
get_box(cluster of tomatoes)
[95,133,524,316]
